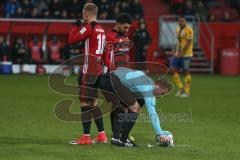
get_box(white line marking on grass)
[145,144,191,148]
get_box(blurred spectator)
[34,0,48,15]
[13,6,24,18]
[118,0,130,14]
[12,37,29,64]
[205,0,219,8]
[130,0,144,20]
[208,14,216,21]
[109,6,120,19]
[97,0,112,19]
[5,0,20,18]
[1,0,149,20]
[226,0,240,15]
[28,36,44,63]
[61,10,68,19]
[0,36,10,61]
[67,0,84,19]
[21,0,33,17]
[222,11,232,22]
[99,11,108,19]
[0,1,4,17]
[133,21,151,62]
[49,0,62,18]
[194,0,208,20]
[171,0,185,15]
[48,35,63,63]
[184,0,195,16]
[42,9,51,18]
[29,7,40,18]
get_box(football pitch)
[0,74,240,160]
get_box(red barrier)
[200,23,240,72]
[11,22,46,34]
[0,21,10,33]
[219,48,239,75]
[48,23,72,34]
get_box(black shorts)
[78,72,99,101]
[98,73,136,107]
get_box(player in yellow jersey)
[170,17,193,98]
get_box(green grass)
[0,74,240,160]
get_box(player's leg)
[97,74,126,145]
[97,73,119,135]
[91,98,108,143]
[86,76,107,143]
[170,57,184,96]
[181,57,192,97]
[120,98,145,143]
[111,103,138,147]
[74,73,93,145]
[112,104,125,143]
[110,107,117,132]
[76,74,107,145]
[110,74,140,147]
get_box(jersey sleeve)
[134,83,163,135]
[144,96,163,135]
[186,27,193,40]
[176,26,180,36]
[68,25,91,44]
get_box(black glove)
[74,19,82,27]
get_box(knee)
[92,99,98,106]
[129,101,140,113]
[80,99,94,107]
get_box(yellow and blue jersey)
[176,25,193,57]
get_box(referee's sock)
[110,108,118,133]
[91,105,104,132]
[81,106,92,134]
[113,110,125,139]
[121,110,138,142]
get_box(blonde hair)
[83,3,98,16]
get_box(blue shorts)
[170,57,192,72]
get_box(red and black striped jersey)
[103,29,132,71]
[68,21,106,75]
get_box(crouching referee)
[97,67,173,147]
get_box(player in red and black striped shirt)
[101,13,133,143]
[103,13,133,72]
[68,3,107,145]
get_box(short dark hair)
[116,13,133,24]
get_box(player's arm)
[68,25,90,44]
[144,96,163,135]
[103,34,114,70]
[175,28,182,57]
[182,28,193,54]
[135,82,163,135]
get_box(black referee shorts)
[98,73,136,107]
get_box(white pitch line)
[145,144,191,148]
